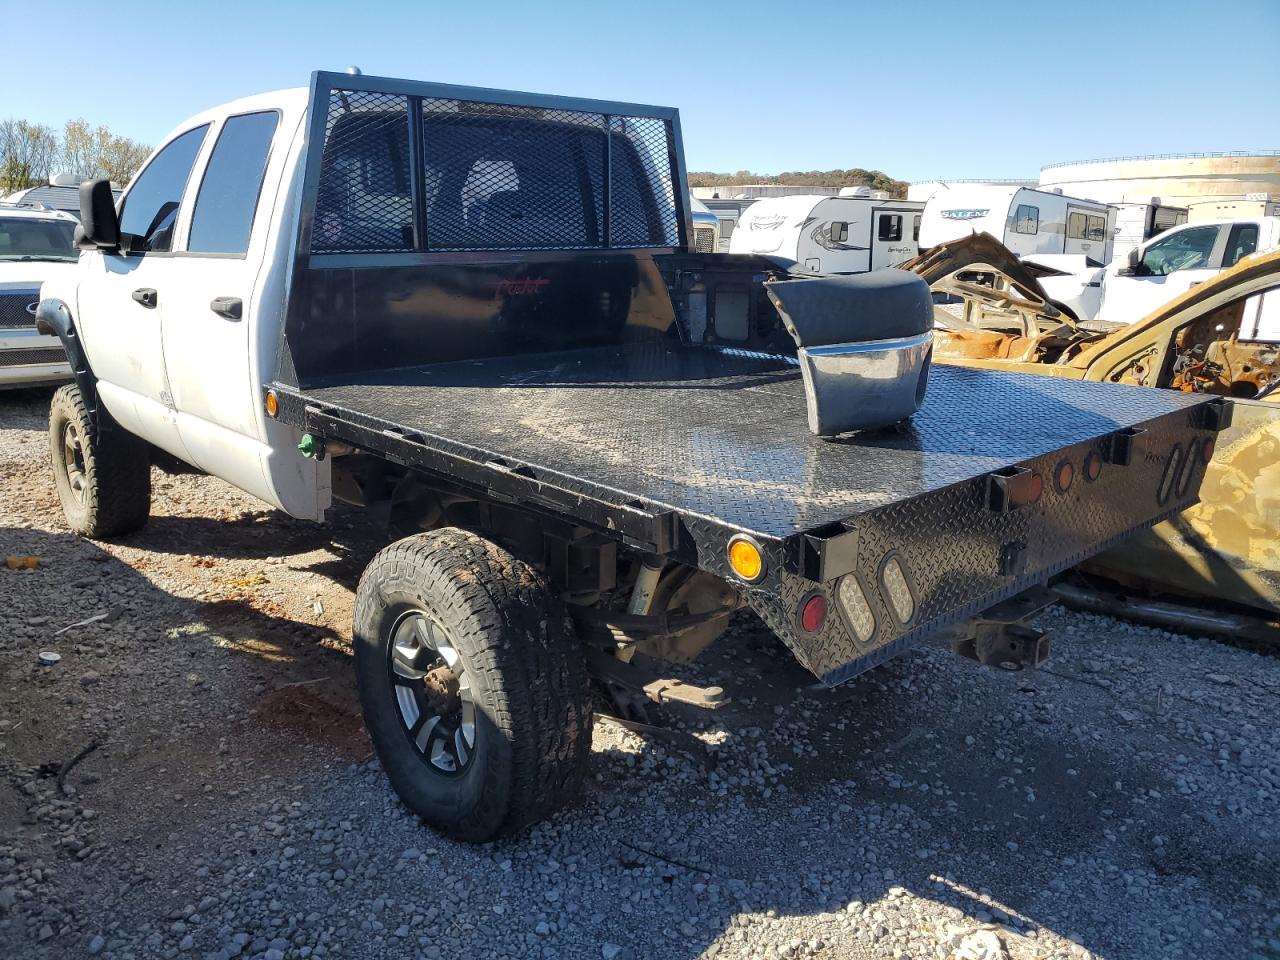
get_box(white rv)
[1111,199,1187,264]
[728,190,923,274]
[919,184,1117,265]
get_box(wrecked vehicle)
[905,235,1280,615]
[39,72,1224,841]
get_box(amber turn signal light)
[264,389,279,419]
[727,536,765,583]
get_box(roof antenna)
[345,65,363,76]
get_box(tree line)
[689,168,908,198]
[0,118,151,193]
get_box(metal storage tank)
[1039,152,1280,208]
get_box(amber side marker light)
[264,390,280,419]
[1084,450,1103,482]
[1054,460,1074,493]
[727,536,765,583]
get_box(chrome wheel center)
[388,611,476,775]
[62,423,88,504]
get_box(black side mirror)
[1117,246,1140,277]
[78,179,120,250]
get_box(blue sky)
[5,0,1278,182]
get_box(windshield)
[0,217,78,261]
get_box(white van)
[919,184,1117,264]
[728,192,923,274]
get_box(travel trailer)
[728,190,923,274]
[919,185,1117,264]
[1111,199,1188,264]
[1187,194,1280,224]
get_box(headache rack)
[297,71,691,262]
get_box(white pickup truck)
[39,71,1226,841]
[1036,216,1280,325]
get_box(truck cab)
[42,88,326,516]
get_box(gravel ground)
[1,386,1278,960]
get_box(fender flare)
[35,298,101,434]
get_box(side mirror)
[78,179,120,250]
[1117,247,1140,277]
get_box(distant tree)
[688,168,909,198]
[62,118,151,184]
[0,119,59,192]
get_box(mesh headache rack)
[301,72,690,258]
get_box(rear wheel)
[352,528,592,841]
[49,384,151,538]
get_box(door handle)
[132,288,158,308]
[210,296,243,321]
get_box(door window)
[1068,211,1087,239]
[1012,204,1039,235]
[912,215,921,241]
[117,125,209,253]
[188,111,280,255]
[1222,223,1259,269]
[1139,225,1219,275]
[878,214,902,242]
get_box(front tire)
[49,384,151,538]
[352,528,592,841]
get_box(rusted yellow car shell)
[919,242,1280,614]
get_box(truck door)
[75,125,209,459]
[160,110,286,498]
[1097,224,1224,323]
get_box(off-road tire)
[49,384,151,538]
[352,527,592,841]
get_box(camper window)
[1013,204,1039,235]
[1087,215,1106,242]
[831,221,849,243]
[912,215,921,242]
[878,215,902,242]
[1068,212,1087,240]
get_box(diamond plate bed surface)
[302,342,1206,540]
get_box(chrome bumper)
[797,331,933,437]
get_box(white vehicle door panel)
[159,106,327,519]
[1098,224,1224,324]
[76,124,212,457]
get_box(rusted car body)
[904,236,1280,614]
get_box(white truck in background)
[728,190,923,274]
[1093,216,1280,323]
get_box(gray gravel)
[1,386,1278,960]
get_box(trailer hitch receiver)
[950,586,1055,670]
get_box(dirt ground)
[1,386,1277,960]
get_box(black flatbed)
[275,341,1219,683]
[287,341,1206,537]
